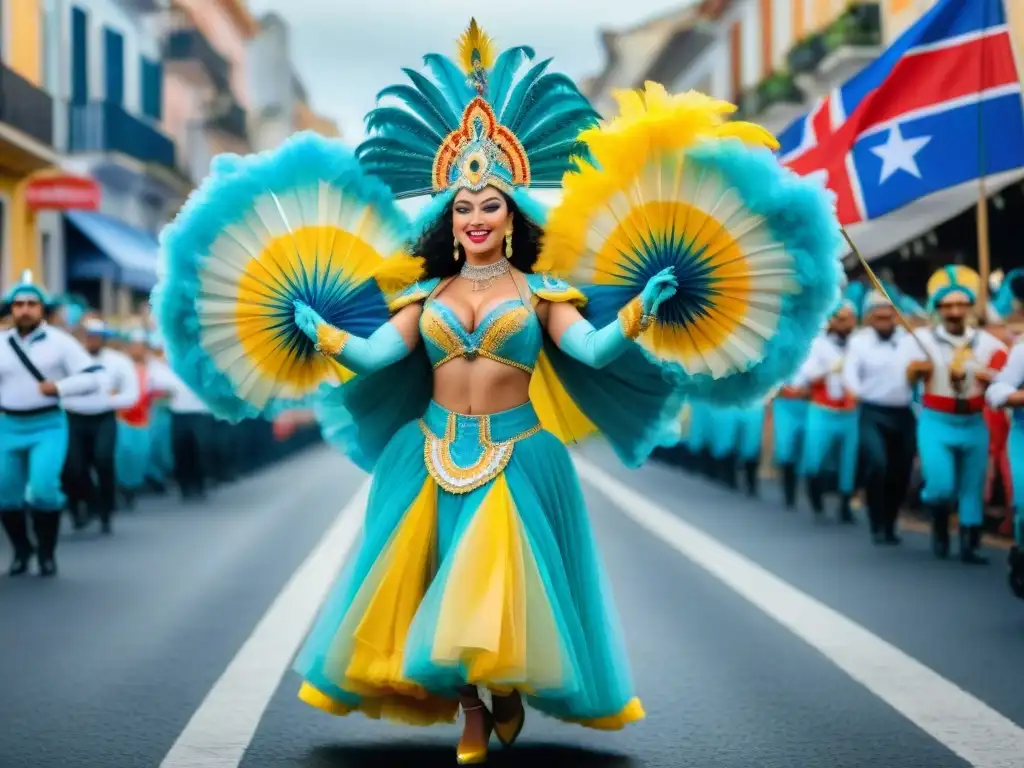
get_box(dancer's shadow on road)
[307,743,635,767]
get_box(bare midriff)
[431,357,532,415]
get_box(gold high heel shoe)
[493,693,525,748]
[456,703,494,765]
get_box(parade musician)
[0,272,102,577]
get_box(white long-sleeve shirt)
[0,324,101,412]
[63,347,140,415]
[147,358,209,414]
[986,342,1024,408]
[903,325,1006,400]
[842,326,912,407]
[794,333,849,403]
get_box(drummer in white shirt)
[0,272,102,576]
[842,290,915,545]
[61,318,140,534]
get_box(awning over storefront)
[65,210,159,291]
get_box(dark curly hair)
[410,193,543,280]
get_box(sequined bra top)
[387,273,587,374]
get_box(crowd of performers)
[669,265,1024,599]
[0,273,318,578]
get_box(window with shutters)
[104,27,124,105]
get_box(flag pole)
[840,227,933,362]
[976,177,992,314]
[974,0,992,317]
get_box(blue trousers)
[709,407,740,459]
[772,398,806,466]
[0,410,69,511]
[917,409,988,526]
[801,405,859,495]
[686,405,713,453]
[1007,420,1024,544]
[735,406,765,462]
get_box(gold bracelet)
[618,296,650,340]
[315,324,348,357]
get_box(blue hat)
[82,317,107,336]
[3,270,49,305]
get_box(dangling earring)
[453,235,460,262]
[505,227,513,260]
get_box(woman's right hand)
[294,301,325,342]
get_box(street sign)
[25,176,101,211]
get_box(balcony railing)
[0,63,54,147]
[164,28,230,91]
[735,71,803,120]
[823,2,882,53]
[205,97,248,141]
[787,33,829,75]
[68,101,176,169]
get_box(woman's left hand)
[641,267,678,316]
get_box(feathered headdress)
[356,18,599,225]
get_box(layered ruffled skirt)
[294,400,643,730]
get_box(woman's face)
[452,187,511,258]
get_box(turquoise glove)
[558,267,677,369]
[293,301,410,375]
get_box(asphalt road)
[1,441,1022,768]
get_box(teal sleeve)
[332,322,412,375]
[557,318,633,369]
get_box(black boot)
[781,463,798,509]
[838,495,855,524]
[1,509,33,576]
[807,477,824,517]
[959,525,989,566]
[720,456,738,489]
[32,511,61,577]
[928,505,950,559]
[743,461,759,497]
[1009,546,1024,600]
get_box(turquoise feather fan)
[152,132,415,422]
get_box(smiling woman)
[152,16,842,766]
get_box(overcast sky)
[246,0,693,141]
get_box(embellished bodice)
[388,273,587,375]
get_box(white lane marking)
[575,457,1024,768]
[160,482,369,768]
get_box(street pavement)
[1,441,1023,768]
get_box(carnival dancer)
[734,403,766,497]
[984,277,1024,597]
[61,318,139,533]
[0,271,102,576]
[842,290,915,545]
[770,378,808,508]
[905,266,1006,564]
[707,405,740,489]
[685,402,716,479]
[116,329,165,506]
[152,20,841,763]
[144,333,174,493]
[796,300,859,522]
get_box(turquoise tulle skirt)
[293,400,644,729]
[116,422,151,491]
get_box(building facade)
[0,0,61,290]
[45,0,187,314]
[247,12,339,152]
[162,0,255,182]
